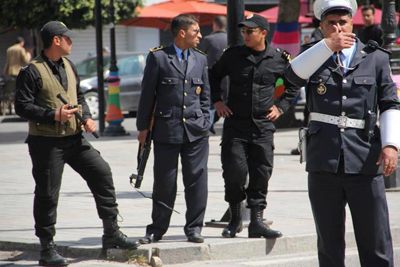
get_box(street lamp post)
[103,0,128,136]
[95,0,105,134]
[381,0,400,188]
[227,0,244,46]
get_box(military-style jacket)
[285,38,400,174]
[208,42,298,133]
[136,44,211,144]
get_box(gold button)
[160,111,163,114]
[168,79,171,83]
[185,80,188,84]
[184,92,187,96]
[183,118,186,122]
[341,112,346,116]
[183,105,186,109]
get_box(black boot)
[222,203,243,238]
[102,218,140,249]
[39,238,68,266]
[248,207,282,239]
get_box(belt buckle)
[338,116,348,129]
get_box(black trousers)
[221,130,274,208]
[308,159,393,267]
[146,136,209,237]
[28,134,119,239]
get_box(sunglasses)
[240,28,261,35]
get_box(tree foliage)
[0,0,142,30]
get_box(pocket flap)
[192,78,204,85]
[162,78,179,84]
[155,109,172,117]
[353,77,375,85]
[308,124,321,135]
[195,109,203,118]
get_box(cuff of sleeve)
[48,110,57,123]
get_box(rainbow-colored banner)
[271,22,300,57]
[105,71,124,123]
[392,74,400,102]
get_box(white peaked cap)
[313,0,358,20]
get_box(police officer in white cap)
[285,0,398,266]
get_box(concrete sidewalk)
[0,116,399,266]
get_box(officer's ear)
[261,29,268,38]
[179,28,186,39]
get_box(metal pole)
[95,0,105,134]
[381,0,397,50]
[227,0,245,46]
[103,0,128,136]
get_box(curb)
[1,226,399,265]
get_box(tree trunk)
[278,0,300,23]
[273,0,302,129]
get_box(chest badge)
[317,83,327,95]
[196,86,201,95]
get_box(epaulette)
[281,50,292,63]
[149,45,165,52]
[223,45,238,53]
[194,47,207,56]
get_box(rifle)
[56,94,100,138]
[130,101,156,189]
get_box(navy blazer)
[286,39,400,175]
[136,44,211,144]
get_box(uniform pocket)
[194,109,203,118]
[192,78,204,85]
[154,109,173,118]
[161,77,179,85]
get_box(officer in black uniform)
[136,14,210,244]
[208,14,298,239]
[15,21,139,266]
[285,0,399,266]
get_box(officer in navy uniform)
[285,0,399,266]
[136,14,210,244]
[208,14,298,239]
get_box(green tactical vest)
[29,55,82,137]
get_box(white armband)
[291,39,333,80]
[380,109,400,150]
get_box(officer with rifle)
[136,14,211,244]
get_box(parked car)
[76,52,147,119]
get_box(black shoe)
[290,148,300,155]
[248,207,283,239]
[39,238,68,266]
[221,203,243,238]
[102,231,141,249]
[187,233,204,243]
[139,233,163,244]
[102,218,140,249]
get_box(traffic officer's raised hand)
[325,25,355,52]
[377,146,398,177]
[214,101,233,118]
[55,104,79,123]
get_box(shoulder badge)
[194,47,207,56]
[281,50,292,63]
[149,45,165,52]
